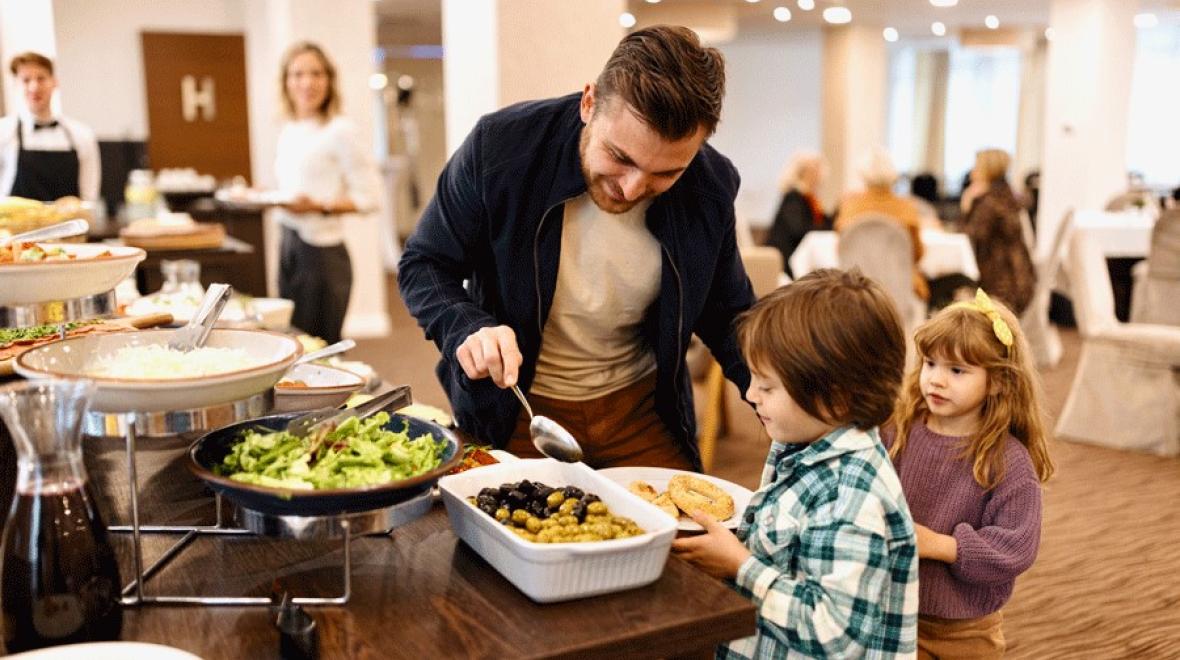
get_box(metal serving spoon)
[292,338,356,366]
[510,384,584,463]
[0,218,90,247]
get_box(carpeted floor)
[355,275,1180,659]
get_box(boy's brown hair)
[737,269,905,430]
[9,52,54,77]
[595,25,725,140]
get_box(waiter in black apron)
[1,52,99,202]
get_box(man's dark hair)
[595,25,725,140]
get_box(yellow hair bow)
[951,289,1014,352]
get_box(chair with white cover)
[1130,209,1180,327]
[1056,230,1180,456]
[1021,209,1073,368]
[837,215,926,334]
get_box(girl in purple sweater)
[883,290,1054,659]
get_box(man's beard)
[578,127,643,214]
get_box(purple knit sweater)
[881,419,1042,619]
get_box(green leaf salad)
[215,412,447,490]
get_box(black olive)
[534,486,555,504]
[478,502,497,516]
[532,481,550,491]
[561,486,584,500]
[570,500,587,522]
[517,479,535,494]
[476,494,497,509]
[581,493,601,504]
[506,489,528,509]
[528,500,548,518]
[499,484,515,498]
[479,487,500,500]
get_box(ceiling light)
[619,12,636,28]
[746,0,761,3]
[822,6,852,24]
[930,0,958,6]
[368,73,388,90]
[985,15,999,30]
[1044,27,1056,41]
[797,0,815,10]
[645,0,661,3]
[931,21,946,36]
[883,27,899,42]
[773,6,792,22]
[1134,13,1159,29]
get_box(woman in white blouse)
[274,42,380,343]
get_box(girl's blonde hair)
[889,295,1054,489]
[279,41,340,120]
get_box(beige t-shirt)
[530,193,661,400]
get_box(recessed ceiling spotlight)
[368,73,388,91]
[822,6,852,24]
[774,6,792,22]
[1134,13,1159,29]
[930,0,958,6]
[645,0,661,3]
[797,0,815,11]
[619,12,637,28]
[931,21,947,36]
[746,0,761,3]
[883,27,899,42]
[1044,27,1056,41]
[985,15,1000,30]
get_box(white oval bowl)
[272,362,365,413]
[14,328,302,413]
[0,243,145,305]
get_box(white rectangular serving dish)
[438,459,677,603]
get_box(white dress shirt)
[273,115,381,247]
[0,108,100,201]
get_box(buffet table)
[0,425,758,659]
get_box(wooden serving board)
[0,312,173,377]
[119,223,226,251]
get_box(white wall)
[52,0,245,140]
[0,0,57,115]
[711,27,823,228]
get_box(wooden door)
[141,32,252,182]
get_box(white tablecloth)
[789,229,980,280]
[1072,209,1154,258]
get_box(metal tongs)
[166,283,232,352]
[286,384,412,439]
[0,218,90,247]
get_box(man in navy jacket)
[398,26,754,469]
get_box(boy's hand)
[670,510,751,580]
[914,523,957,563]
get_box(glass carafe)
[0,380,122,653]
[159,259,204,297]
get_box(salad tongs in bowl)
[166,283,232,352]
[286,385,412,440]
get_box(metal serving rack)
[0,290,118,328]
[102,401,434,608]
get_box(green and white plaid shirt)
[719,426,918,659]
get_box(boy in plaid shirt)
[673,269,918,658]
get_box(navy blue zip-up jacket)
[397,93,754,468]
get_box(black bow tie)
[32,120,58,131]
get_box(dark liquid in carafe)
[1,482,122,652]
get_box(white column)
[245,0,391,339]
[0,0,57,115]
[441,0,623,155]
[1038,0,1136,256]
[820,24,888,209]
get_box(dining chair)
[1055,230,1180,456]
[837,215,926,335]
[1021,209,1073,368]
[1129,209,1180,327]
[697,246,784,473]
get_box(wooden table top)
[1,428,758,659]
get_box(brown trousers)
[505,372,694,470]
[917,610,1005,660]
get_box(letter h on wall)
[181,75,216,122]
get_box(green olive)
[558,515,578,527]
[586,501,608,515]
[511,509,530,525]
[494,507,510,523]
[559,498,578,515]
[546,491,565,508]
[525,517,542,533]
